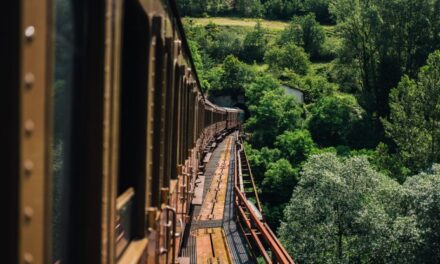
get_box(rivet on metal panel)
[175,40,182,54]
[23,253,33,264]
[24,120,35,135]
[24,73,35,89]
[147,207,158,230]
[24,160,34,176]
[24,207,34,222]
[24,26,35,41]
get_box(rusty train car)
[2,0,242,263]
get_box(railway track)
[179,133,254,264]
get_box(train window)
[151,16,165,207]
[52,0,75,262]
[163,38,174,188]
[171,65,182,180]
[117,0,150,256]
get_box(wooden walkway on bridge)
[179,134,254,264]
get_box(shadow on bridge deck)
[179,134,254,264]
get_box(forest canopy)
[179,0,440,262]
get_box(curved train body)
[3,0,242,263]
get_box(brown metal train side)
[2,0,242,264]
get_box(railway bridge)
[3,0,294,263]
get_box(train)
[2,0,242,263]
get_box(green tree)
[302,0,332,24]
[208,28,243,62]
[263,0,303,20]
[245,74,280,106]
[177,0,209,16]
[209,55,255,97]
[236,0,264,17]
[368,143,411,183]
[382,50,440,173]
[262,159,298,229]
[244,143,281,183]
[280,14,326,59]
[330,0,440,118]
[300,74,337,102]
[265,43,310,75]
[262,159,298,203]
[308,94,365,148]
[246,89,304,147]
[242,21,267,63]
[404,165,440,262]
[275,129,316,165]
[279,154,419,263]
[188,40,210,91]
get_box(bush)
[308,94,365,147]
[265,43,310,75]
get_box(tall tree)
[302,0,333,24]
[279,154,420,263]
[245,74,280,106]
[209,55,255,97]
[382,50,440,173]
[330,0,440,118]
[404,165,440,262]
[280,14,325,59]
[236,0,264,17]
[274,129,316,165]
[263,0,303,20]
[242,21,268,63]
[308,94,365,148]
[246,88,304,147]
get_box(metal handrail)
[234,139,295,264]
[237,143,263,212]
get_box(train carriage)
[2,0,242,263]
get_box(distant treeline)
[177,0,333,24]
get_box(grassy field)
[183,16,340,70]
[183,17,289,31]
[184,17,339,45]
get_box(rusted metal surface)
[102,0,123,263]
[7,1,243,263]
[198,137,232,221]
[195,228,232,264]
[236,143,262,212]
[181,134,255,264]
[19,0,52,263]
[192,176,206,205]
[234,140,295,264]
[118,239,148,264]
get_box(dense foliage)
[383,51,440,175]
[246,87,304,147]
[279,154,437,263]
[308,94,365,148]
[264,43,310,75]
[180,1,440,262]
[279,14,325,59]
[331,0,440,118]
[242,22,268,63]
[178,0,334,23]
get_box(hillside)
[183,17,288,31]
[181,1,440,262]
